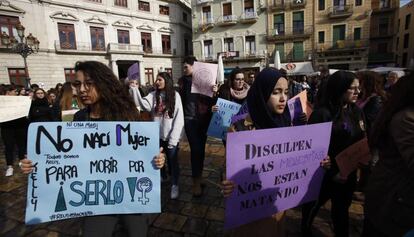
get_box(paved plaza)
[0,138,364,237]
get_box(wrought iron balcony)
[199,18,215,31]
[55,40,107,54]
[270,0,288,11]
[217,15,238,26]
[316,40,369,52]
[108,43,143,54]
[328,5,353,18]
[196,0,213,5]
[240,11,258,23]
[267,26,313,42]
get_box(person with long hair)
[59,82,82,111]
[47,89,58,105]
[213,67,250,106]
[301,71,366,237]
[221,68,330,237]
[130,72,184,199]
[178,56,215,197]
[20,61,166,237]
[363,72,414,237]
[28,88,57,123]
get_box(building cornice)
[84,15,108,25]
[0,0,26,14]
[38,0,192,30]
[50,11,79,22]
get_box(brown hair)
[356,71,386,101]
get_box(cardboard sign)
[335,137,371,178]
[25,122,160,224]
[0,96,31,122]
[225,122,332,229]
[191,62,218,97]
[207,99,241,140]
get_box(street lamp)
[1,22,39,88]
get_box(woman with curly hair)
[130,72,184,199]
[21,61,166,237]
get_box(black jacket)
[29,99,57,123]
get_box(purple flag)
[225,122,332,229]
[127,63,140,81]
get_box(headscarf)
[246,68,291,129]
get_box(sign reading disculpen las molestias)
[225,122,332,229]
[25,122,160,224]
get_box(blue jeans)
[184,119,208,178]
[160,140,180,185]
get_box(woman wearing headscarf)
[363,73,414,237]
[221,68,330,237]
[301,71,366,237]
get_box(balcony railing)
[240,11,258,23]
[217,15,238,26]
[144,47,175,55]
[267,26,313,41]
[244,50,266,58]
[196,0,213,5]
[217,51,240,59]
[290,0,306,8]
[273,50,313,62]
[108,43,143,54]
[270,0,306,10]
[370,28,395,39]
[316,40,369,51]
[55,41,108,53]
[373,0,398,13]
[328,5,353,18]
[368,52,394,62]
[199,17,215,30]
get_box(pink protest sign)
[191,62,218,97]
[225,122,332,229]
[335,137,372,178]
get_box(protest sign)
[25,122,160,224]
[0,95,31,122]
[287,91,312,121]
[335,137,371,178]
[127,63,140,81]
[191,62,218,97]
[230,102,249,124]
[225,122,332,229]
[207,99,242,140]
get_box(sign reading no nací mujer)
[225,122,332,229]
[25,122,160,224]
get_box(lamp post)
[1,22,39,88]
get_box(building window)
[138,1,150,11]
[145,68,154,84]
[166,68,173,78]
[159,5,169,15]
[354,27,361,40]
[245,36,256,54]
[161,35,171,54]
[379,18,389,35]
[275,43,285,62]
[355,0,362,6]
[58,23,76,49]
[396,37,399,50]
[380,0,390,8]
[224,38,234,52]
[64,68,76,82]
[318,0,325,10]
[318,31,325,43]
[183,12,188,23]
[333,25,346,43]
[115,0,128,7]
[184,38,189,56]
[204,40,213,58]
[141,32,152,53]
[90,27,105,51]
[8,68,27,86]
[405,14,411,30]
[274,14,285,35]
[117,30,130,44]
[378,42,388,53]
[223,3,232,17]
[293,41,304,61]
[402,53,408,67]
[202,6,212,23]
[404,33,409,49]
[292,11,304,34]
[0,15,20,44]
[244,0,254,14]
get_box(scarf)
[230,83,250,100]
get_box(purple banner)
[225,122,332,229]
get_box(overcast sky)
[401,0,411,6]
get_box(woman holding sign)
[301,71,366,237]
[21,61,166,237]
[130,72,184,200]
[212,67,250,107]
[221,68,330,237]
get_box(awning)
[279,62,315,75]
[369,67,407,74]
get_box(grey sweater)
[130,87,184,147]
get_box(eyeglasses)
[72,79,95,90]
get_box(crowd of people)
[1,57,413,236]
